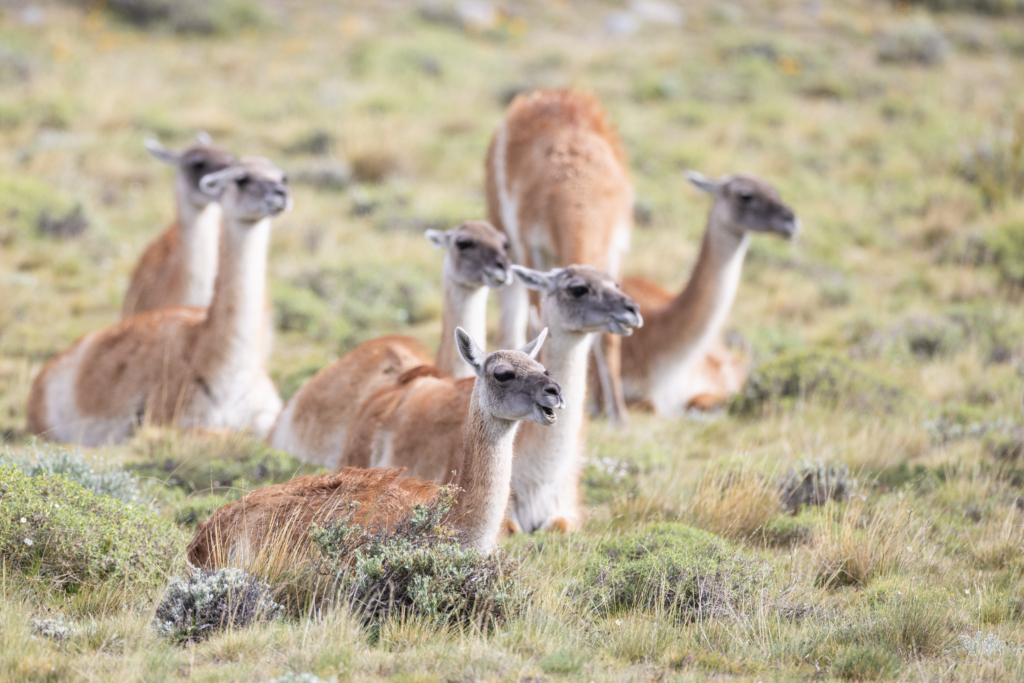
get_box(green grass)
[3,0,1024,680]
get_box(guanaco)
[621,171,800,415]
[485,89,634,425]
[268,221,512,469]
[27,157,290,445]
[187,328,563,563]
[122,133,235,317]
[342,264,641,533]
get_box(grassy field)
[3,0,1024,680]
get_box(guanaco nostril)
[544,385,560,396]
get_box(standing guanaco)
[485,89,634,425]
[187,328,563,563]
[27,157,290,445]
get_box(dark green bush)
[983,220,1024,287]
[778,461,851,513]
[576,523,768,620]
[310,487,522,628]
[730,350,907,417]
[0,465,182,589]
[902,0,1024,14]
[67,0,265,36]
[154,568,283,644]
[832,644,901,681]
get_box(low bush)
[730,350,906,417]
[30,615,76,642]
[876,20,949,66]
[684,465,783,541]
[154,567,283,644]
[72,0,266,36]
[831,644,901,681]
[812,497,914,589]
[0,465,181,589]
[1,445,139,502]
[902,0,1024,14]
[778,460,851,513]
[310,487,523,628]
[957,115,1024,208]
[576,523,769,620]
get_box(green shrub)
[729,350,906,417]
[0,465,181,589]
[778,460,851,513]
[576,523,768,620]
[310,487,522,628]
[983,220,1024,287]
[876,21,949,66]
[71,0,266,36]
[0,445,139,503]
[902,0,1024,14]
[832,644,901,681]
[957,116,1024,208]
[30,615,76,642]
[0,175,76,242]
[154,568,283,644]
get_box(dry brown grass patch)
[682,462,783,542]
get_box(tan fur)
[191,333,562,560]
[27,157,288,445]
[621,276,749,410]
[122,226,185,316]
[485,89,634,425]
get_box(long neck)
[651,204,750,366]
[448,385,519,554]
[435,261,489,379]
[512,323,591,503]
[195,215,271,380]
[175,189,222,308]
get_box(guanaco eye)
[494,370,515,382]
[236,175,251,188]
[502,238,511,251]
[191,160,207,172]
[738,191,753,202]
[455,239,474,251]
[281,174,288,184]
[568,285,589,298]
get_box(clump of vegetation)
[30,615,76,642]
[76,0,266,36]
[1,444,139,503]
[37,205,88,239]
[812,497,914,589]
[310,488,522,628]
[0,465,181,589]
[266,675,328,683]
[684,464,783,541]
[876,20,949,66]
[0,175,77,243]
[831,644,902,681]
[980,219,1024,287]
[903,0,1024,14]
[778,460,851,513]
[730,350,906,416]
[154,567,283,644]
[958,114,1024,208]
[577,523,769,620]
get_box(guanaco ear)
[511,265,557,293]
[195,131,212,146]
[519,327,548,360]
[685,170,723,195]
[199,166,241,197]
[424,228,452,250]
[455,327,486,376]
[145,138,181,166]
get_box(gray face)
[513,264,643,336]
[146,136,235,209]
[721,175,799,239]
[456,328,565,426]
[200,157,291,223]
[426,221,512,289]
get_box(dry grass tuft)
[683,462,783,542]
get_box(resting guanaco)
[123,133,234,317]
[485,89,634,425]
[27,157,290,445]
[268,221,512,469]
[343,264,641,533]
[621,171,800,415]
[187,328,562,563]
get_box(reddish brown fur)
[122,225,184,317]
[187,467,440,567]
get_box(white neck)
[509,319,593,532]
[176,196,222,308]
[201,215,272,382]
[451,388,520,554]
[647,204,750,414]
[436,259,489,379]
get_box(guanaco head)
[686,171,800,240]
[425,221,513,289]
[199,157,292,223]
[456,327,564,426]
[511,264,643,337]
[145,132,235,211]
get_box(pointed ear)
[511,265,557,292]
[685,170,723,195]
[195,131,212,146]
[199,166,240,197]
[424,228,452,250]
[145,138,181,166]
[519,327,548,360]
[455,327,486,376]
